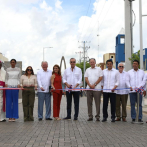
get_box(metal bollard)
[132,92,143,124]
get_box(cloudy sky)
[0,0,147,73]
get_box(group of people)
[85,59,146,123]
[0,58,147,123]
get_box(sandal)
[57,118,61,121]
[12,118,16,122]
[54,117,58,120]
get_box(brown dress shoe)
[87,118,93,121]
[115,118,121,121]
[122,118,127,122]
[96,118,100,121]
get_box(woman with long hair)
[51,64,63,120]
[20,66,37,121]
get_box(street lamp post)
[43,47,53,61]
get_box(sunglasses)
[27,69,32,71]
[70,61,75,63]
[119,66,124,68]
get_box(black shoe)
[138,119,143,122]
[87,118,93,121]
[74,117,78,121]
[46,118,53,120]
[102,118,107,122]
[132,119,135,122]
[111,118,115,122]
[63,117,71,120]
[38,118,42,121]
[0,119,6,122]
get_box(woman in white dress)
[5,59,21,122]
[0,61,6,122]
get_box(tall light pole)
[43,47,53,61]
[125,0,134,71]
[97,34,99,63]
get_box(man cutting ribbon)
[63,58,82,121]
[0,61,6,122]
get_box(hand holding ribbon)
[135,86,145,95]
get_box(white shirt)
[63,66,82,91]
[101,68,119,93]
[20,75,37,87]
[84,67,103,91]
[0,69,6,82]
[140,73,147,89]
[116,71,129,95]
[126,69,145,93]
[37,69,52,93]
[5,67,21,87]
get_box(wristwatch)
[94,83,97,86]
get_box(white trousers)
[0,86,6,121]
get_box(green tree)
[76,61,90,81]
[129,50,140,68]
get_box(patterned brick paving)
[0,96,147,147]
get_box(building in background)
[96,63,105,70]
[115,29,147,70]
[103,53,116,69]
[115,32,125,69]
[0,53,8,62]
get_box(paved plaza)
[0,96,147,147]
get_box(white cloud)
[77,0,147,63]
[55,0,62,10]
[40,1,52,11]
[0,0,147,74]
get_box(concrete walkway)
[0,96,147,147]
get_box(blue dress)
[5,67,21,119]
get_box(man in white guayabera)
[84,58,103,121]
[63,58,82,121]
[115,62,129,122]
[101,59,119,123]
[37,61,52,121]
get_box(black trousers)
[103,92,116,119]
[66,91,80,118]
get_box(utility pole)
[125,0,134,71]
[75,51,83,63]
[139,0,143,70]
[78,41,90,88]
[139,0,147,70]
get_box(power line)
[78,0,92,41]
[86,0,115,41]
[83,0,106,40]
